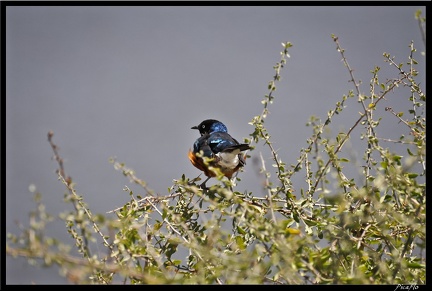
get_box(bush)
[6,12,426,285]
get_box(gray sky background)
[5,4,426,284]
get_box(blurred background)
[5,4,426,284]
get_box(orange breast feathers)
[188,149,218,178]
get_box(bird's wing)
[207,132,238,154]
[193,134,214,158]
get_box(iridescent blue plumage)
[208,121,228,134]
[194,132,237,155]
[189,119,251,189]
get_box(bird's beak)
[191,125,198,130]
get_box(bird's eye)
[202,125,205,129]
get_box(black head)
[191,119,228,136]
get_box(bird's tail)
[222,144,251,153]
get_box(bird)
[188,119,251,189]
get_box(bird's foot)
[199,182,208,190]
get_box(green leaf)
[407,262,425,269]
[237,226,246,235]
[392,155,402,165]
[406,173,418,178]
[235,236,246,250]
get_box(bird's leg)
[200,176,212,190]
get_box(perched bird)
[188,119,251,189]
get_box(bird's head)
[191,119,228,136]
